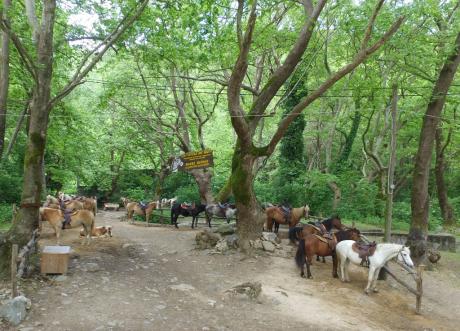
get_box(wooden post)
[160,208,164,224]
[416,264,424,315]
[11,244,18,298]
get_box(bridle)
[397,247,411,267]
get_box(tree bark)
[0,0,55,276]
[384,84,398,242]
[434,126,455,227]
[0,0,11,158]
[409,30,460,261]
[189,168,214,204]
[328,181,341,211]
[230,146,265,252]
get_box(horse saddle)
[313,234,337,250]
[278,206,291,223]
[138,202,148,212]
[181,203,193,210]
[352,241,377,267]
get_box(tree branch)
[249,0,327,119]
[49,0,149,108]
[266,14,405,155]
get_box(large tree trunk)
[231,147,265,252]
[190,168,214,204]
[215,177,232,203]
[0,0,55,276]
[0,0,11,157]
[434,126,455,227]
[409,31,460,261]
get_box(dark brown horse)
[295,228,360,279]
[289,216,344,262]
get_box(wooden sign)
[171,149,214,172]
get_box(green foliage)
[0,204,12,224]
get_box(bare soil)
[2,210,460,331]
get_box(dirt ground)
[2,210,460,331]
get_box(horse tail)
[289,227,302,242]
[295,239,306,268]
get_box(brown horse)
[76,196,97,215]
[39,207,95,245]
[120,197,131,209]
[126,201,157,223]
[265,205,309,232]
[295,228,361,279]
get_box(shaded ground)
[2,210,460,330]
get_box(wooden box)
[41,246,71,274]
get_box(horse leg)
[274,221,279,233]
[322,256,326,263]
[338,256,346,282]
[365,266,377,294]
[371,267,381,292]
[306,254,313,279]
[332,251,338,278]
[344,259,351,282]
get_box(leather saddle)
[313,234,337,250]
[181,203,194,210]
[278,206,291,224]
[352,241,377,267]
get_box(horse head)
[330,215,343,230]
[398,246,414,267]
[348,228,361,241]
[303,205,310,218]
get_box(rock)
[122,243,131,249]
[53,275,68,282]
[262,232,281,244]
[250,239,263,250]
[84,263,102,272]
[195,229,221,250]
[169,283,195,292]
[262,241,276,253]
[215,239,228,253]
[226,234,239,249]
[207,300,217,308]
[226,282,262,300]
[0,296,31,326]
[215,223,235,235]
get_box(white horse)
[336,241,414,294]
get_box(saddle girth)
[352,241,377,267]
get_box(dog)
[80,225,112,238]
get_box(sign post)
[170,149,214,172]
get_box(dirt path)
[4,210,460,330]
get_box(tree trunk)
[230,148,264,252]
[190,168,214,204]
[215,177,232,203]
[153,165,169,200]
[409,31,460,261]
[384,84,398,242]
[0,0,11,157]
[328,181,341,211]
[434,126,455,227]
[0,0,55,276]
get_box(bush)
[0,203,12,224]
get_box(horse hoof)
[333,274,338,278]
[373,288,379,293]
[308,275,313,279]
[364,289,370,295]
[301,274,306,278]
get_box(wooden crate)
[103,203,120,211]
[41,246,71,274]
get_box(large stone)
[250,239,263,250]
[261,232,281,244]
[215,239,229,253]
[262,241,276,253]
[215,224,235,236]
[0,296,31,326]
[195,229,221,250]
[225,234,239,249]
